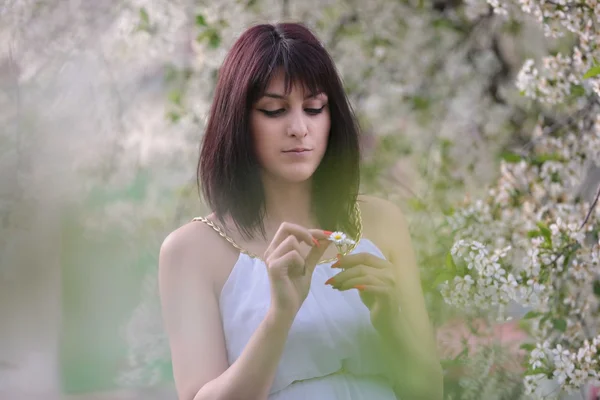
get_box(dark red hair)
[198,22,361,240]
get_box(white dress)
[219,237,399,399]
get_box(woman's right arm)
[159,223,322,400]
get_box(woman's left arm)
[329,199,443,400]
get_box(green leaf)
[432,272,454,288]
[208,31,221,48]
[168,90,182,106]
[552,318,567,332]
[536,221,552,245]
[139,7,150,25]
[195,14,207,27]
[410,96,429,111]
[518,318,531,333]
[531,153,563,165]
[197,29,222,49]
[583,65,600,80]
[504,20,522,34]
[525,368,547,376]
[500,152,522,163]
[523,311,543,319]
[570,84,585,97]
[442,206,455,217]
[166,111,181,123]
[440,357,467,369]
[432,18,456,30]
[536,221,550,231]
[519,343,536,351]
[527,230,542,238]
[593,280,600,297]
[407,198,427,212]
[452,346,469,361]
[446,252,457,274]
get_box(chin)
[280,171,314,183]
[272,165,317,184]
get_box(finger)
[264,223,323,258]
[335,252,388,269]
[304,239,332,275]
[265,222,310,258]
[270,249,305,277]
[267,235,303,262]
[351,285,391,296]
[331,275,386,291]
[331,265,395,286]
[307,228,329,240]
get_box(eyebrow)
[262,91,325,100]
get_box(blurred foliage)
[0,0,575,397]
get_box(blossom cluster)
[442,226,600,396]
[440,240,517,319]
[440,0,600,378]
[492,0,600,103]
[443,95,600,399]
[525,338,600,396]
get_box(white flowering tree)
[5,0,599,398]
[439,0,600,398]
[111,2,554,398]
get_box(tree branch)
[579,182,600,230]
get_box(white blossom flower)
[328,231,348,245]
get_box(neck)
[261,177,318,235]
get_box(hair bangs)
[251,37,331,103]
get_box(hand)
[327,252,401,331]
[264,222,331,317]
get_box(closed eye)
[259,109,285,117]
[305,105,326,115]
[259,105,327,117]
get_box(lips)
[283,148,312,152]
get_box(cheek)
[252,132,268,165]
[317,114,331,148]
[250,118,277,164]
[250,118,264,162]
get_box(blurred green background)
[1,0,590,399]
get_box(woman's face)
[250,69,330,185]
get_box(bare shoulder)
[357,194,410,261]
[357,194,407,229]
[159,217,239,293]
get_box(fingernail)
[323,230,333,235]
[354,285,366,291]
[312,237,320,247]
[325,277,335,285]
[331,261,341,268]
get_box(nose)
[286,112,308,138]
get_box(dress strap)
[191,216,260,259]
[192,203,363,264]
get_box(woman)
[159,22,443,400]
